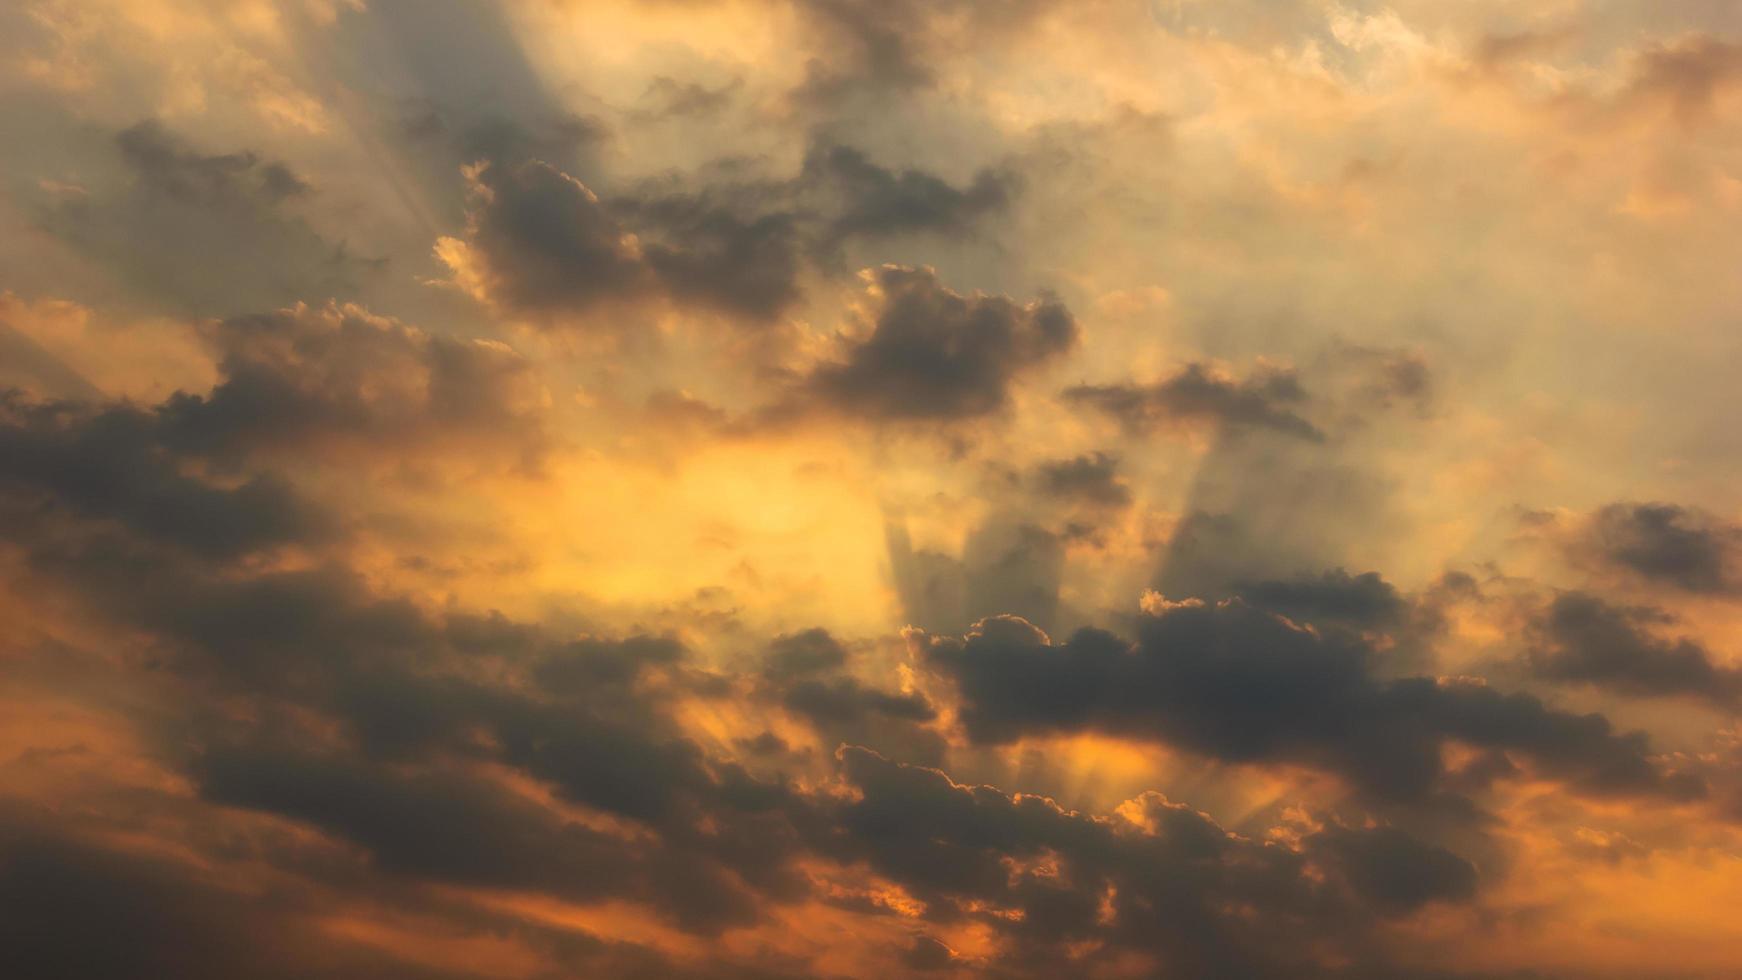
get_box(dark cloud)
[403,105,607,172]
[756,627,949,766]
[1065,362,1322,441]
[797,265,1076,421]
[451,159,653,316]
[103,569,822,937]
[1233,569,1407,630]
[451,145,1017,324]
[1530,591,1741,706]
[158,302,548,464]
[41,121,367,316]
[0,822,470,980]
[1581,502,1740,594]
[118,120,310,204]
[803,142,1015,245]
[782,676,937,724]
[1307,825,1478,917]
[623,192,806,321]
[0,393,323,561]
[0,425,1634,979]
[1035,452,1133,510]
[830,745,1476,977]
[919,601,1704,804]
[0,299,547,569]
[452,160,813,323]
[764,627,851,678]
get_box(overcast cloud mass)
[4,2,1742,978]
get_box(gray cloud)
[1530,591,1741,706]
[1034,452,1133,510]
[39,121,369,317]
[1065,362,1322,441]
[1581,502,1741,595]
[1232,568,1408,631]
[803,142,1016,246]
[919,602,1705,804]
[797,265,1076,421]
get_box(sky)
[3,1,1742,977]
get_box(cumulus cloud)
[1231,568,1408,630]
[438,160,654,318]
[440,147,1019,326]
[8,1,1742,976]
[160,302,549,464]
[794,265,1076,422]
[918,601,1704,804]
[829,745,1478,976]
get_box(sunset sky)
[4,2,1742,977]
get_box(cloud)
[1065,362,1322,441]
[802,142,1016,246]
[0,392,325,561]
[438,160,653,318]
[441,159,814,324]
[40,121,368,316]
[1231,568,1407,630]
[0,821,468,980]
[158,302,549,465]
[794,265,1076,422]
[1034,452,1133,510]
[829,745,1477,976]
[1578,502,1741,595]
[441,145,1019,326]
[1530,591,1741,706]
[1306,824,1478,917]
[10,2,1742,976]
[1623,34,1742,125]
[763,627,851,679]
[622,191,806,322]
[918,600,1705,803]
[118,120,310,204]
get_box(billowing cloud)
[919,601,1704,804]
[795,265,1076,422]
[6,1,1742,976]
[438,160,654,319]
[441,148,1017,325]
